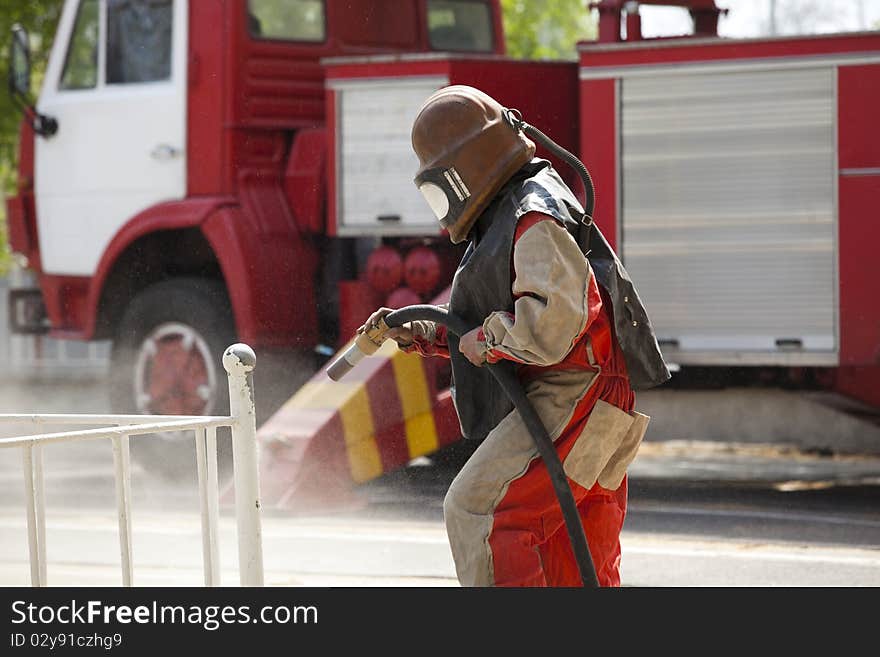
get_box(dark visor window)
[106,0,173,84]
[247,0,326,42]
[428,0,493,52]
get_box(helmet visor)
[418,182,449,222]
[415,166,471,229]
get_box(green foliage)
[248,0,325,41]
[0,1,64,274]
[0,1,64,191]
[500,0,596,60]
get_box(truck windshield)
[427,0,493,52]
[247,0,326,42]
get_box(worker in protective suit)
[360,85,669,587]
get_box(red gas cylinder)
[386,286,422,309]
[403,246,441,296]
[365,246,403,295]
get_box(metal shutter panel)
[621,66,837,365]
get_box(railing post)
[111,434,134,586]
[223,343,264,587]
[195,427,221,586]
[22,444,47,586]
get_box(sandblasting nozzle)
[325,318,390,381]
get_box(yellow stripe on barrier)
[346,437,384,483]
[338,386,383,483]
[286,381,361,410]
[404,412,439,458]
[391,351,439,458]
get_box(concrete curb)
[630,439,880,487]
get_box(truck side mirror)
[8,23,57,138]
[9,24,31,99]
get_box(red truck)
[6,1,879,495]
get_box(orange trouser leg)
[538,477,628,587]
[488,412,629,588]
[443,370,633,587]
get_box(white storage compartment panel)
[333,76,449,236]
[621,66,837,365]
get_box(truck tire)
[109,278,236,479]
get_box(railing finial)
[223,343,256,375]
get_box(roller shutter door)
[621,66,837,365]
[332,76,448,237]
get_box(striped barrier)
[257,331,462,511]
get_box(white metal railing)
[0,343,264,587]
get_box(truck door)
[34,0,187,277]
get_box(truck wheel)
[109,278,236,479]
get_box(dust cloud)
[0,354,316,513]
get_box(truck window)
[428,0,493,52]
[637,6,693,38]
[247,0,326,42]
[106,0,173,84]
[60,0,99,90]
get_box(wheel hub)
[134,323,217,417]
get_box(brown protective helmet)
[411,85,536,243]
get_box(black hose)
[503,108,596,222]
[384,304,599,588]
